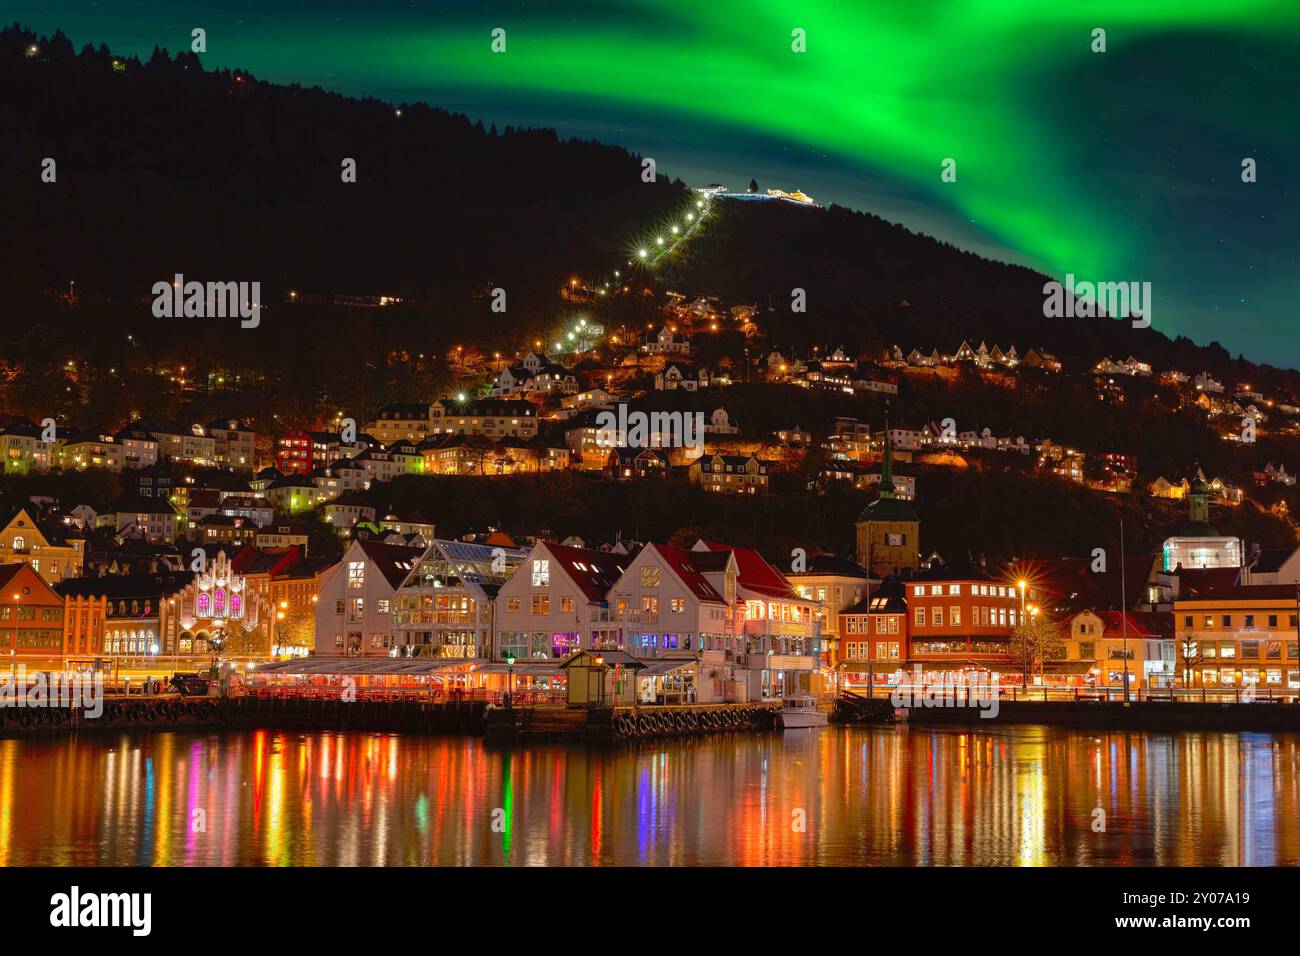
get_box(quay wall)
[904,699,1300,732]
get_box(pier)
[486,702,784,740]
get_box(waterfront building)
[692,540,817,701]
[0,563,66,670]
[904,561,1022,680]
[494,542,628,664]
[1058,609,1175,688]
[56,572,190,669]
[391,539,525,661]
[609,542,733,702]
[837,576,907,692]
[788,555,875,668]
[315,539,423,657]
[1173,584,1300,690]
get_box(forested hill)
[0,25,686,310]
[3,22,1295,401]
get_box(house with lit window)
[315,539,425,657]
[691,540,817,701]
[207,419,256,472]
[904,561,1023,681]
[837,577,908,692]
[607,543,734,703]
[1059,609,1175,689]
[0,506,85,583]
[141,421,217,467]
[54,427,125,471]
[276,429,315,474]
[0,563,67,670]
[1174,585,1300,691]
[493,543,629,668]
[687,453,771,494]
[265,474,330,514]
[788,555,875,668]
[430,398,538,439]
[105,495,179,544]
[0,416,52,475]
[363,402,435,444]
[389,539,526,663]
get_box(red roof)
[647,544,726,604]
[1069,610,1171,638]
[544,543,629,603]
[697,540,801,601]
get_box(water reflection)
[0,726,1296,866]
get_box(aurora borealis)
[14,0,1300,363]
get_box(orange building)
[0,563,67,670]
[905,563,1025,680]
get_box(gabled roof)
[645,544,726,604]
[356,540,426,589]
[0,563,63,600]
[543,543,629,603]
[694,540,799,600]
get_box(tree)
[1179,632,1205,689]
[1012,614,1065,685]
[747,178,759,193]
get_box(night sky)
[15,1,1300,365]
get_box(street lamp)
[505,655,515,708]
[1017,581,1028,692]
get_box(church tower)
[854,424,920,576]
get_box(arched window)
[229,593,242,618]
[196,593,210,616]
[11,536,23,550]
[214,589,226,616]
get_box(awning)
[253,658,472,676]
[474,661,564,676]
[636,659,698,677]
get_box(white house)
[493,542,630,664]
[315,539,424,656]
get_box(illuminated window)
[531,594,549,615]
[641,566,660,588]
[532,560,550,587]
[671,598,685,613]
[347,562,365,589]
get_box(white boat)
[777,695,828,729]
